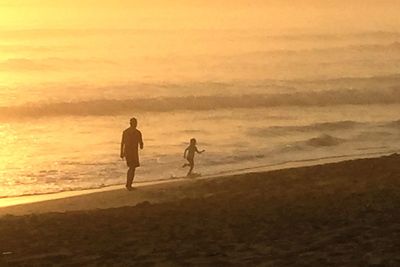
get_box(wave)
[1,87,399,118]
[385,119,400,128]
[297,121,360,131]
[246,42,400,57]
[251,120,362,137]
[252,118,400,139]
[305,134,345,147]
[279,134,345,151]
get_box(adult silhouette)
[120,117,143,190]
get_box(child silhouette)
[182,138,205,177]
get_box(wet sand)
[0,154,399,266]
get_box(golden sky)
[1,0,400,88]
[1,1,400,31]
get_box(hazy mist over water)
[1,1,400,197]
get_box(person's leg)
[187,159,194,176]
[182,159,190,168]
[126,167,136,190]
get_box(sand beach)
[0,154,399,266]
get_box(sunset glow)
[1,1,400,265]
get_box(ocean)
[0,29,399,197]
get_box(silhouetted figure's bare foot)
[187,172,201,178]
[126,185,134,191]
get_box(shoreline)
[0,151,396,214]
[0,153,399,265]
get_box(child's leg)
[182,158,191,168]
[187,159,194,176]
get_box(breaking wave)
[385,119,400,128]
[251,120,362,137]
[1,87,399,119]
[305,134,345,147]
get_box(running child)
[182,138,205,176]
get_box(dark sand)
[0,154,399,266]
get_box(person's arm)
[139,131,144,150]
[183,147,188,158]
[195,147,205,154]
[120,133,125,158]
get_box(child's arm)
[195,147,205,154]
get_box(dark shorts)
[126,151,140,168]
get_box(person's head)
[190,138,196,145]
[130,117,137,128]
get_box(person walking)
[121,117,144,190]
